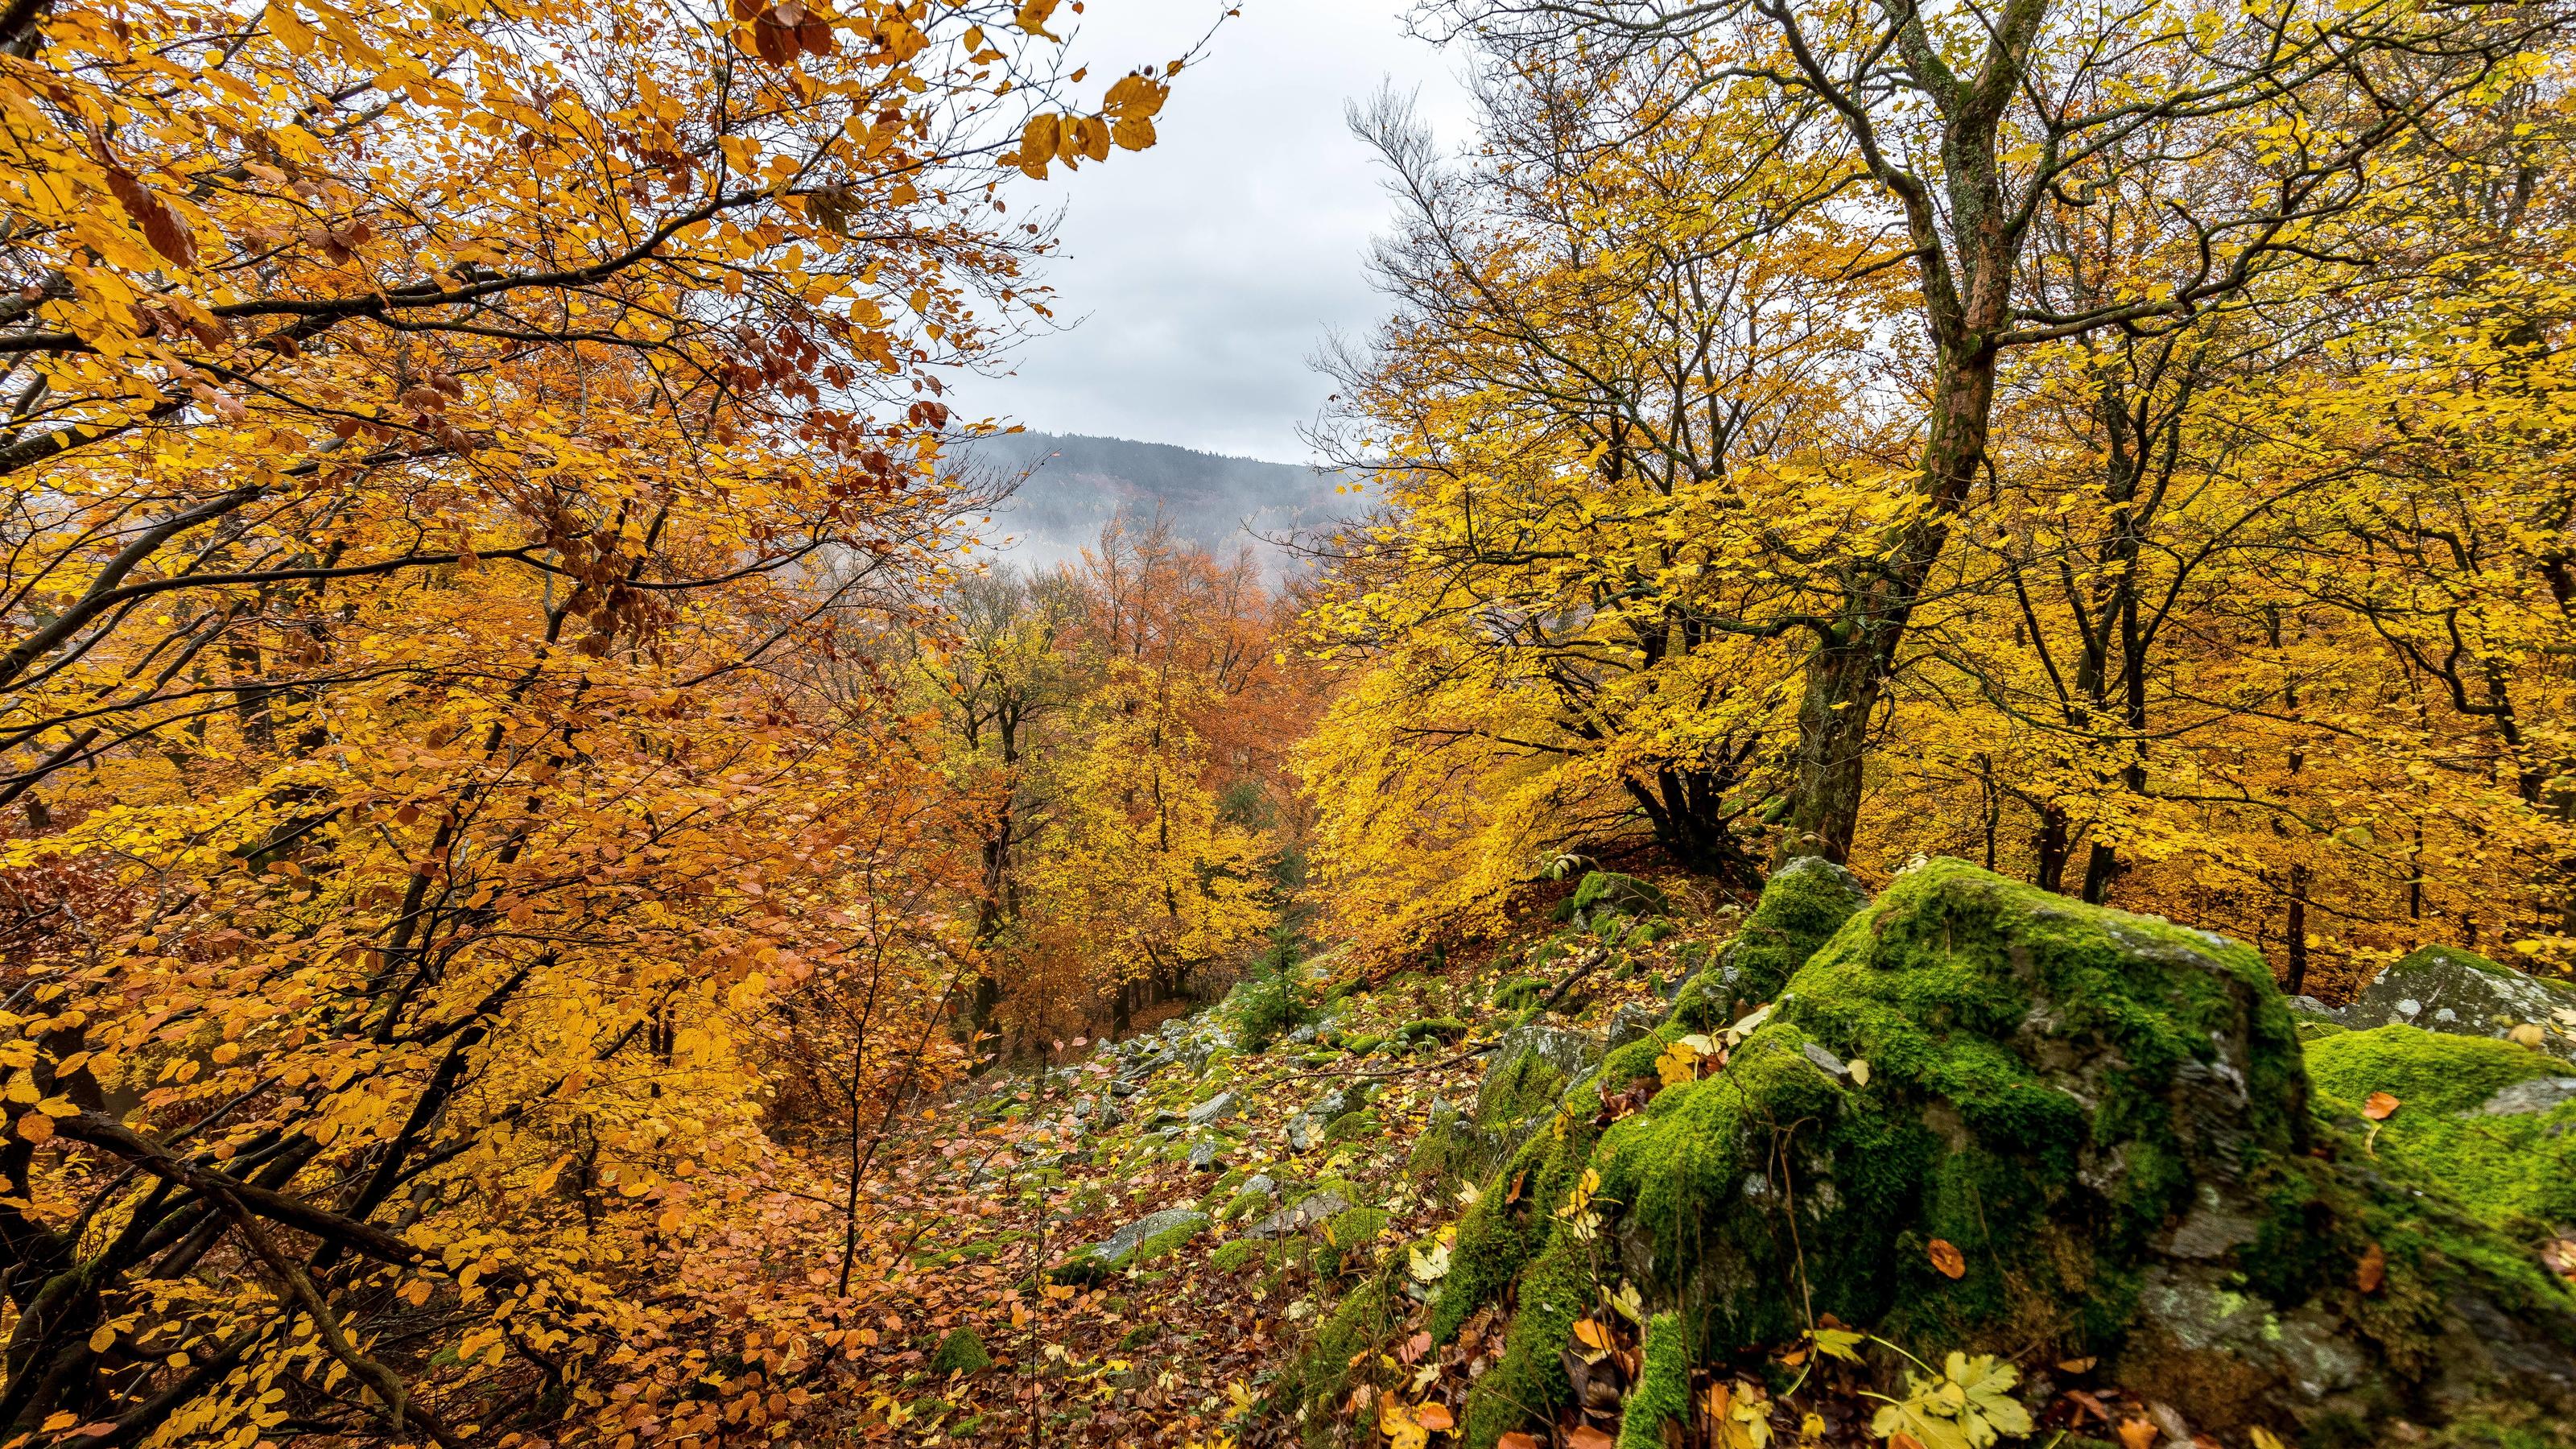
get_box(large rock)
[1050,1208,1208,1284]
[1409,860,2576,1449]
[2342,944,2576,1056]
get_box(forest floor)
[819,881,1699,1447]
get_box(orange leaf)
[2356,1241,2387,1293]
[1891,1435,1927,1449]
[1926,1237,1966,1279]
[1572,1317,1612,1352]
[2363,1091,2401,1121]
[1565,1429,1616,1449]
[14,1111,53,1144]
[2117,1419,2158,1449]
[1496,1436,1540,1449]
[1413,1402,1453,1432]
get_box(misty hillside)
[954,431,1352,577]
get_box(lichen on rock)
[2341,943,2576,1057]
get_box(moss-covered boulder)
[1048,1207,1207,1284]
[1435,860,2576,1448]
[1670,853,1868,1028]
[1571,870,1669,919]
[2308,1025,2576,1227]
[2342,944,2576,1057]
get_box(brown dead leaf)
[2357,1241,2387,1294]
[1565,1427,1616,1449]
[1572,1318,1613,1352]
[1495,1435,1539,1449]
[2057,1356,2097,1373]
[1927,1237,1967,1279]
[2362,1091,2401,1121]
[1413,1402,1454,1432]
[1890,1435,1927,1449]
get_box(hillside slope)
[836,868,2576,1449]
[955,431,1352,579]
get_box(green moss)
[1674,856,1868,1028]
[1211,1238,1260,1274]
[1282,1271,1405,1445]
[1573,870,1668,918]
[1344,1033,1386,1056]
[1476,1050,1569,1132]
[1616,1314,1692,1449]
[2306,1025,2556,1117]
[1398,1016,1470,1043]
[2306,1026,2576,1226]
[929,1327,992,1376]
[1324,1108,1383,1144]
[1462,1226,1595,1449]
[1493,978,1543,1011]
[1137,1216,1206,1264]
[1450,859,2576,1447]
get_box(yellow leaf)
[1014,0,1060,38]
[264,1,320,56]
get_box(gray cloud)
[955,0,1473,463]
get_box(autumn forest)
[7,2,2576,1449]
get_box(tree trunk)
[1779,341,1999,861]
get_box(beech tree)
[1428,0,2566,861]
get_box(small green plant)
[1232,923,1315,1051]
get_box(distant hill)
[951,432,1352,580]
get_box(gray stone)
[1055,1208,1208,1281]
[1187,1091,1237,1127]
[1239,1173,1277,1198]
[1286,1115,1320,1152]
[1245,1189,1348,1239]
[2478,1077,2576,1117]
[1800,1040,1851,1082]
[1607,1002,1663,1053]
[1286,1022,1319,1046]
[2289,994,2345,1022]
[2344,945,2576,1057]
[1186,1137,1228,1171]
[1480,1025,1602,1100]
[2135,1263,2366,1402]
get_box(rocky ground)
[842,865,2576,1449]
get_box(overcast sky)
[955,1,1476,464]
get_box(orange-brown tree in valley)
[911,516,1321,1051]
